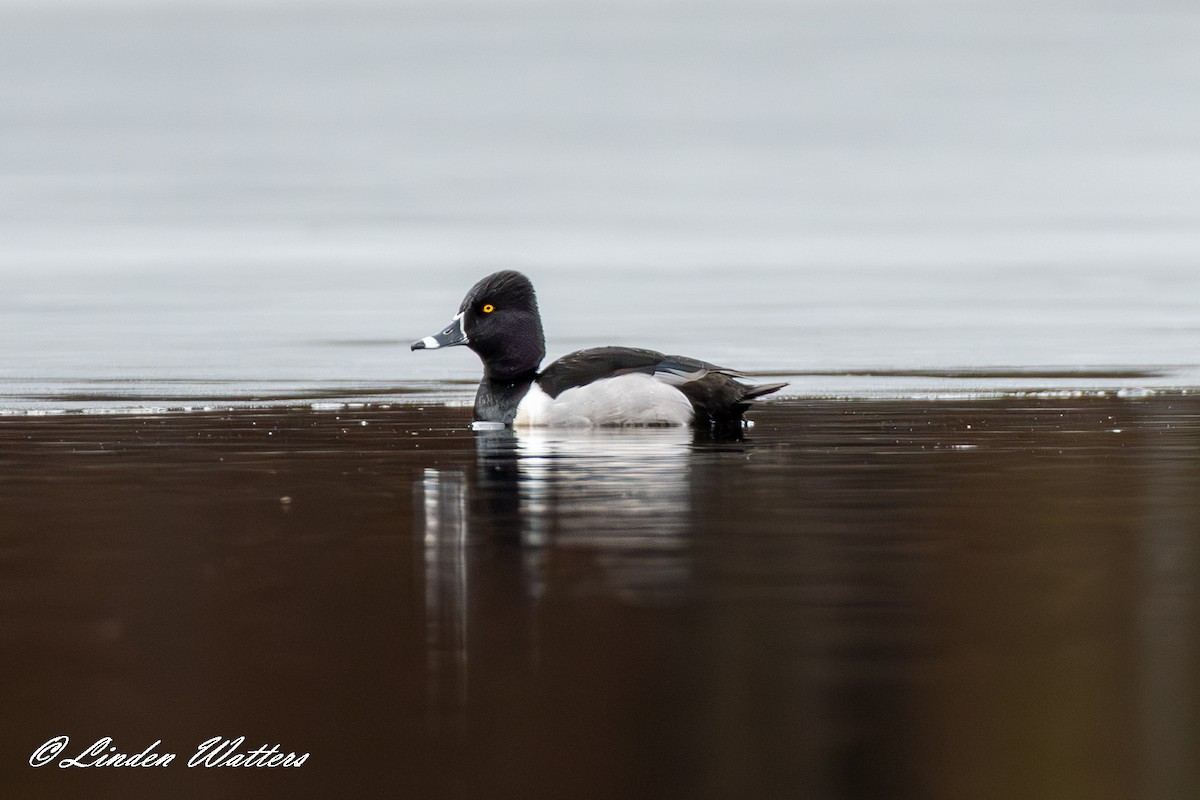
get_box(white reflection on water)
[509,427,693,548]
[417,467,469,717]
[472,426,696,597]
[417,427,698,707]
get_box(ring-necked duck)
[412,270,786,427]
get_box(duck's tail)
[723,379,788,424]
[739,381,788,403]
[691,379,787,438]
[675,373,788,427]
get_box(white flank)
[514,373,693,427]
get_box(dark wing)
[536,346,726,398]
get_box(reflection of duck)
[415,425,708,716]
[473,426,694,547]
[419,426,701,612]
[411,271,785,428]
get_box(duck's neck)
[474,374,536,424]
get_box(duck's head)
[411,270,546,380]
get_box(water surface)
[2,397,1197,798]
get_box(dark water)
[2,397,1197,799]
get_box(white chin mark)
[420,336,441,349]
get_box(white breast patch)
[514,373,694,427]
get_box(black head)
[412,270,547,381]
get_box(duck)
[411,270,786,428]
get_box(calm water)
[3,1,1200,798]
[1,398,1197,799]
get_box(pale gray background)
[2,0,1199,408]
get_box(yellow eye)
[482,304,495,313]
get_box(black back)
[535,347,689,397]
